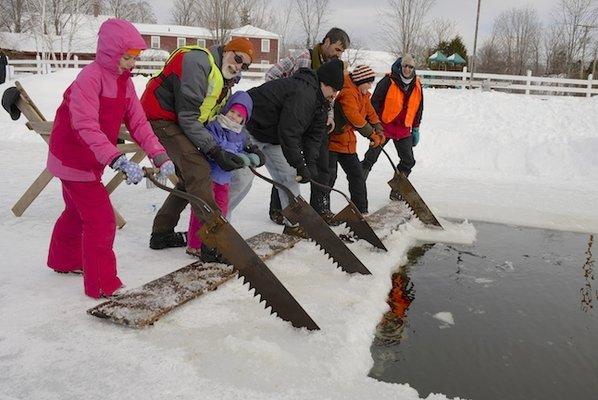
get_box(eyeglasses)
[234,53,250,71]
[403,64,415,69]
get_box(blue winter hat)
[391,58,403,77]
[222,90,253,120]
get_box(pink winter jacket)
[47,18,166,181]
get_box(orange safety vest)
[381,76,422,127]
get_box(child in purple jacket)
[46,19,175,298]
[186,91,262,261]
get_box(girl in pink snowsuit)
[46,19,174,298]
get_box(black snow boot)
[269,209,285,225]
[319,209,341,226]
[282,224,310,239]
[149,231,187,250]
[200,244,230,264]
[389,188,402,201]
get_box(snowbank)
[0,69,596,400]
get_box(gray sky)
[148,0,561,53]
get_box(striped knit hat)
[350,65,376,86]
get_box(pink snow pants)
[187,182,229,250]
[47,180,122,298]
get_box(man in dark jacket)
[238,59,345,237]
[265,28,351,225]
[141,38,258,259]
[361,54,424,200]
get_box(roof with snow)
[428,51,448,63]
[447,53,466,64]
[133,23,212,38]
[230,25,279,40]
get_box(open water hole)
[370,221,598,400]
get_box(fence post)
[525,70,532,95]
[74,55,79,69]
[587,74,593,98]
[462,66,468,89]
[36,54,42,74]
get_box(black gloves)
[244,144,266,167]
[296,163,318,184]
[208,147,245,171]
[296,164,311,183]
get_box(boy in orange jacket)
[326,65,384,216]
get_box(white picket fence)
[6,56,598,98]
[6,55,271,79]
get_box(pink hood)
[46,18,166,182]
[96,19,147,75]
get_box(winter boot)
[186,247,202,258]
[269,209,285,225]
[389,188,402,201]
[200,244,230,264]
[319,209,341,226]
[282,224,310,239]
[149,231,187,250]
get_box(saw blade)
[200,217,320,331]
[388,172,442,228]
[331,204,387,251]
[282,196,371,275]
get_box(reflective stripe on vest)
[380,77,422,127]
[155,45,227,123]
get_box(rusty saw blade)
[307,180,387,251]
[250,168,371,275]
[381,149,443,228]
[144,168,319,330]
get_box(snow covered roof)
[0,18,280,54]
[133,23,212,38]
[428,51,449,62]
[230,25,279,40]
[447,53,467,64]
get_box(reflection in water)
[373,244,434,346]
[580,235,595,312]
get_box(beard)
[222,64,239,80]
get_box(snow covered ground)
[0,70,596,400]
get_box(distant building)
[0,15,280,63]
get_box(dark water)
[370,222,598,400]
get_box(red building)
[135,23,280,63]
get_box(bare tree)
[428,18,457,47]
[171,0,199,26]
[269,0,294,58]
[238,0,276,29]
[551,0,598,76]
[543,23,567,75]
[0,0,28,32]
[105,0,156,23]
[293,0,329,48]
[378,0,436,56]
[490,6,542,74]
[195,0,236,44]
[343,38,368,68]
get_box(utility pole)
[469,0,481,89]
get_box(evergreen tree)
[239,6,252,26]
[447,36,468,61]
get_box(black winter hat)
[317,59,345,91]
[2,86,21,121]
